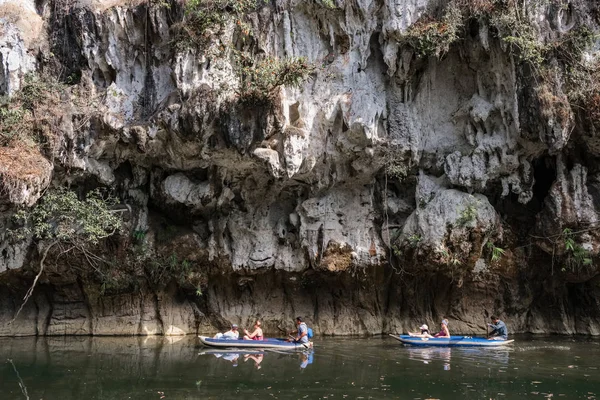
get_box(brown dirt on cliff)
[319,241,353,272]
[0,146,52,206]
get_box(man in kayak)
[288,316,309,343]
[434,318,450,337]
[487,316,508,340]
[213,324,240,339]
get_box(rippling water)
[0,335,599,399]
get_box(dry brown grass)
[0,2,45,48]
[319,241,353,272]
[535,69,573,129]
[0,145,53,206]
[85,0,168,12]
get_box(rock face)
[0,0,600,336]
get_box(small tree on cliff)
[9,187,123,321]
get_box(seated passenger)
[214,324,239,340]
[243,320,264,340]
[408,324,433,338]
[434,319,450,338]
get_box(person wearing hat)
[408,324,433,338]
[213,324,240,340]
[434,318,450,338]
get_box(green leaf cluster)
[401,2,463,58]
[235,53,314,105]
[0,74,64,146]
[486,241,505,263]
[11,188,122,245]
[457,201,479,227]
[317,0,337,9]
[561,228,593,272]
[179,0,265,48]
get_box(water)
[1,335,599,399]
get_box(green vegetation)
[561,228,593,273]
[235,52,314,105]
[146,253,204,296]
[317,0,337,9]
[486,241,505,263]
[407,234,422,247]
[457,200,479,226]
[10,188,123,320]
[401,2,463,57]
[178,0,265,48]
[399,0,600,128]
[12,188,122,244]
[0,74,64,147]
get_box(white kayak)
[389,334,514,347]
[198,336,313,350]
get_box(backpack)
[307,327,314,339]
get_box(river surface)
[0,335,598,399]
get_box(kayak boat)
[198,336,313,350]
[198,349,265,356]
[389,334,514,347]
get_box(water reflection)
[299,350,314,369]
[405,346,511,371]
[0,336,598,400]
[406,347,452,369]
[199,349,268,368]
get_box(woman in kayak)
[408,324,433,338]
[434,318,450,337]
[243,320,264,340]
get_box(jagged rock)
[0,0,600,336]
[0,1,40,96]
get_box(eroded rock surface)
[0,0,599,336]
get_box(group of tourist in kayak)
[214,315,508,342]
[213,316,311,343]
[407,316,508,340]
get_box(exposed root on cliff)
[9,240,55,323]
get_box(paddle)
[277,325,296,341]
[484,310,489,338]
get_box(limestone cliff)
[0,0,600,336]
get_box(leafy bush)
[401,3,463,58]
[145,253,205,295]
[457,201,479,226]
[235,53,314,105]
[178,0,263,48]
[561,228,593,273]
[9,187,123,321]
[0,74,65,147]
[12,188,122,244]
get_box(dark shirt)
[490,320,508,339]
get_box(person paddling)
[434,318,450,338]
[243,320,264,341]
[487,316,508,340]
[288,316,309,344]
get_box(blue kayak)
[198,336,313,350]
[390,334,514,347]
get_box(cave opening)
[531,156,557,210]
